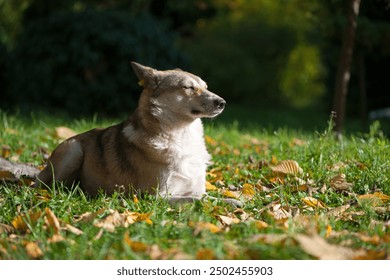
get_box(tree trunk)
[332,0,361,134]
[358,51,367,129]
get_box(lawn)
[0,111,389,259]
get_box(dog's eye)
[183,86,195,90]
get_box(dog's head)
[131,62,226,121]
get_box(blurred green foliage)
[0,0,389,121]
[3,8,186,115]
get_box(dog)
[35,62,241,207]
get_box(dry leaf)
[123,232,148,252]
[302,197,327,209]
[12,210,42,233]
[358,192,390,206]
[48,234,65,243]
[242,183,256,197]
[1,145,11,158]
[330,174,353,190]
[206,181,218,191]
[189,221,222,235]
[196,248,215,260]
[73,208,106,224]
[254,220,269,230]
[0,223,14,234]
[270,160,303,175]
[249,233,289,244]
[216,215,240,226]
[25,242,43,259]
[55,126,77,140]
[295,234,364,260]
[64,224,84,235]
[93,210,153,232]
[133,194,139,204]
[44,208,61,234]
[221,189,240,199]
[327,204,351,217]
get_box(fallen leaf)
[0,223,14,234]
[12,210,43,233]
[242,183,256,197]
[64,224,83,235]
[358,192,390,206]
[270,160,303,175]
[44,208,61,234]
[206,181,218,191]
[196,248,215,260]
[254,220,269,230]
[221,189,240,199]
[48,234,65,243]
[93,210,153,232]
[55,126,77,140]
[123,232,148,252]
[302,197,326,209]
[249,233,289,244]
[216,215,240,226]
[189,221,222,235]
[1,145,11,158]
[327,204,351,217]
[295,234,364,260]
[330,174,353,190]
[73,208,106,224]
[25,242,43,259]
[133,194,139,204]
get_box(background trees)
[1,0,389,132]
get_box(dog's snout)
[214,98,226,110]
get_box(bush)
[5,9,187,115]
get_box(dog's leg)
[35,139,84,188]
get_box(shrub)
[5,9,186,115]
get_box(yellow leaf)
[325,224,332,238]
[12,210,42,233]
[73,208,106,224]
[221,189,240,199]
[327,204,351,217]
[242,183,256,196]
[330,174,353,190]
[1,145,11,158]
[270,160,303,175]
[302,197,326,209]
[123,231,148,252]
[48,234,65,243]
[133,194,139,204]
[205,135,218,146]
[55,126,77,140]
[254,220,269,230]
[44,208,61,234]
[25,242,43,259]
[206,181,218,191]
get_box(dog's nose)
[214,98,226,110]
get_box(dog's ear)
[130,62,160,89]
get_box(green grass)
[0,111,389,260]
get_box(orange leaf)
[25,242,43,259]
[189,221,222,234]
[133,194,139,204]
[196,248,215,260]
[254,220,269,230]
[123,231,148,252]
[44,208,61,234]
[216,215,240,226]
